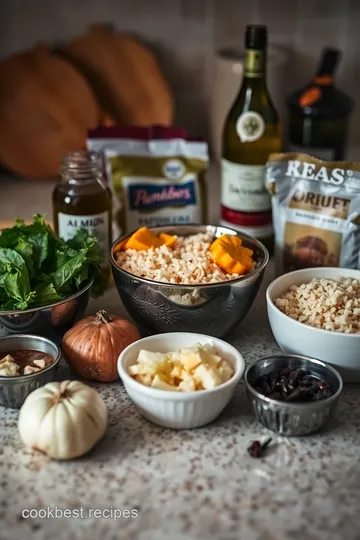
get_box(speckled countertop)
[1,173,360,540]
[1,266,360,540]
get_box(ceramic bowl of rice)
[267,266,360,383]
[110,225,269,338]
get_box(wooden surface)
[0,219,53,229]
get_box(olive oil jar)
[53,150,112,285]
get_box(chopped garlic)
[33,359,46,369]
[193,363,222,390]
[23,365,41,375]
[150,374,178,391]
[128,342,234,392]
[0,355,20,377]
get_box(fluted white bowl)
[118,332,245,429]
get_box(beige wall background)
[0,0,359,147]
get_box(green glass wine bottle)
[221,25,282,254]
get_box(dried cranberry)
[286,386,306,402]
[318,380,330,391]
[288,370,300,386]
[253,368,333,403]
[247,438,272,458]
[247,441,262,458]
[268,391,283,401]
[269,371,280,391]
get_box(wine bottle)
[221,25,281,254]
[287,47,354,161]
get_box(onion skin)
[62,310,140,382]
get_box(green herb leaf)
[51,250,88,291]
[4,271,35,307]
[14,238,34,276]
[0,215,103,311]
[0,247,27,271]
[33,283,62,307]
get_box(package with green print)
[87,126,209,235]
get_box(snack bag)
[266,153,360,274]
[87,125,208,235]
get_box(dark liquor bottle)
[287,48,354,161]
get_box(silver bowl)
[110,225,269,338]
[0,280,92,343]
[0,334,61,408]
[245,354,343,436]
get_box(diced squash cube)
[125,226,163,251]
[113,237,129,253]
[159,233,177,248]
[209,234,254,275]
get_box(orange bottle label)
[313,75,333,85]
[299,87,322,108]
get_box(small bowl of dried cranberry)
[245,354,343,436]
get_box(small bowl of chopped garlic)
[117,332,245,429]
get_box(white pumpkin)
[18,380,107,460]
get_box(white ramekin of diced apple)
[117,332,245,429]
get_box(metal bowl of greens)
[0,215,102,340]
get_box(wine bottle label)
[243,49,265,78]
[236,112,265,142]
[221,159,273,237]
[287,143,336,161]
[221,159,271,212]
[58,212,110,258]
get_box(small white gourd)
[18,380,107,460]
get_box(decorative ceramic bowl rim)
[244,353,343,409]
[0,278,93,317]
[110,224,269,289]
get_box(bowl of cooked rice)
[267,267,360,383]
[110,225,269,338]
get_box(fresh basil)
[0,215,103,311]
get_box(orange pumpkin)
[209,235,254,275]
[62,25,174,126]
[62,310,140,382]
[0,44,101,177]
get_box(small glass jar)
[52,150,112,285]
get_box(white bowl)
[117,332,245,429]
[266,267,360,383]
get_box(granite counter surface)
[1,171,360,540]
[1,264,360,540]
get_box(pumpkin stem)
[53,381,71,403]
[96,310,112,324]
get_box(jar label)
[58,212,109,258]
[221,159,271,212]
[236,111,265,142]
